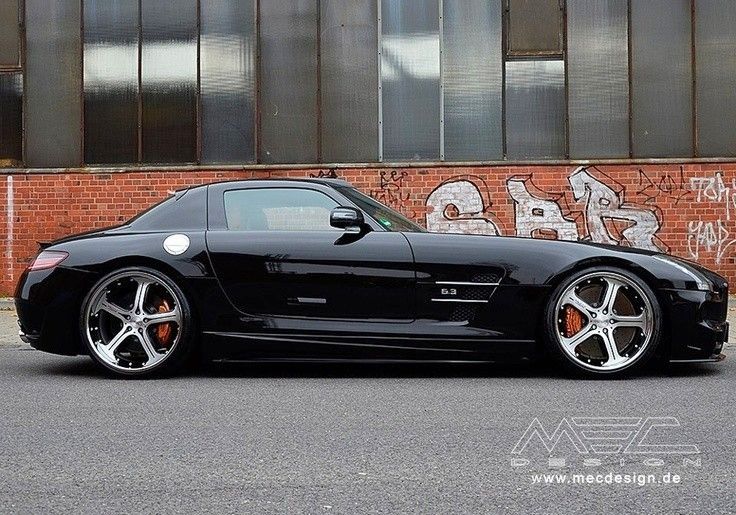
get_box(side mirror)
[330,206,364,232]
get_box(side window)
[223,188,340,231]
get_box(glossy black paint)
[14,178,729,365]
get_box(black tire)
[79,266,197,378]
[543,266,663,378]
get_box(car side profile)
[14,178,729,378]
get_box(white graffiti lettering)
[424,167,667,253]
[686,220,736,264]
[425,179,501,235]
[569,167,666,252]
[689,172,736,221]
[507,176,578,241]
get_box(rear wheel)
[544,267,662,377]
[80,267,195,377]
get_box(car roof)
[177,177,352,193]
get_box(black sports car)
[15,178,729,377]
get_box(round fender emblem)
[163,234,190,256]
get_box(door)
[205,184,416,322]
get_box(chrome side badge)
[163,234,190,256]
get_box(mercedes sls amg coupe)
[15,178,729,377]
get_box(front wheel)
[80,267,195,377]
[544,267,662,377]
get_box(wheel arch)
[545,256,662,294]
[88,256,202,332]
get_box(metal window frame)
[1,0,716,170]
[503,0,569,159]
[376,0,382,162]
[438,0,444,161]
[0,0,25,167]
[505,0,565,58]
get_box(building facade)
[1,0,736,295]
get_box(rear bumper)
[15,266,98,356]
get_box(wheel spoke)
[561,291,594,315]
[98,299,130,321]
[601,331,625,367]
[96,327,131,363]
[600,279,621,312]
[104,327,130,354]
[560,324,597,351]
[144,307,180,327]
[132,279,152,314]
[614,312,647,329]
[137,332,162,364]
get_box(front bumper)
[662,283,729,362]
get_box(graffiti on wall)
[569,168,666,252]
[309,168,339,179]
[371,170,414,218]
[425,176,502,235]
[687,172,736,264]
[506,175,578,241]
[636,166,692,206]
[426,166,668,252]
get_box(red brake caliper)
[562,305,585,338]
[154,298,174,347]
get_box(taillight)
[28,250,69,271]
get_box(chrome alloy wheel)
[84,271,183,372]
[554,271,654,372]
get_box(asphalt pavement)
[1,308,735,514]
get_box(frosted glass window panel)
[507,0,563,55]
[696,0,736,156]
[320,0,378,163]
[0,0,19,66]
[141,0,198,163]
[442,0,503,161]
[25,0,82,167]
[0,73,22,166]
[505,60,566,159]
[381,0,440,161]
[631,0,693,157]
[84,0,139,164]
[567,0,629,158]
[259,0,318,164]
[201,0,256,164]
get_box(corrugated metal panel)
[567,0,629,158]
[201,0,256,164]
[259,0,318,164]
[0,0,19,66]
[442,0,502,161]
[83,0,139,164]
[505,60,566,159]
[25,0,82,167]
[320,0,378,163]
[696,0,736,156]
[141,0,198,163]
[631,0,692,157]
[381,0,440,161]
[0,73,22,165]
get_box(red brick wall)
[2,163,736,296]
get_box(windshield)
[337,186,426,233]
